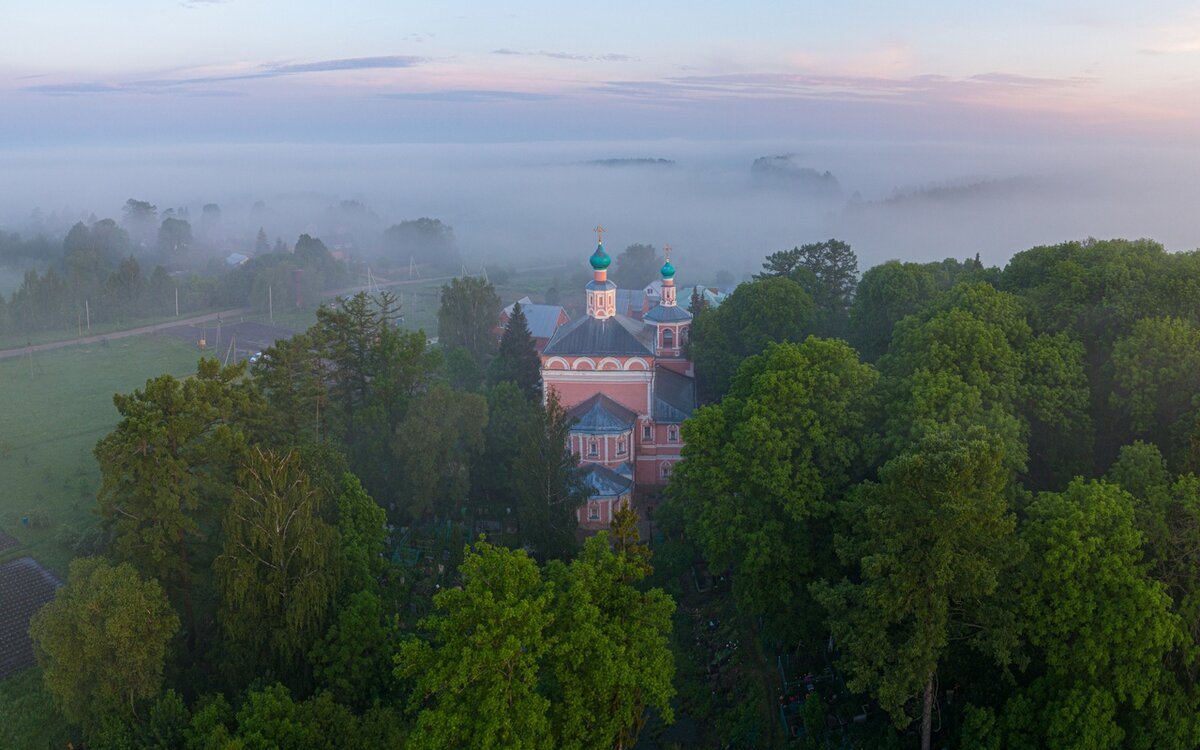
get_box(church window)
[588,503,600,521]
[681,326,689,344]
[668,425,679,442]
[617,439,626,455]
[588,439,598,457]
[662,328,674,348]
[643,424,653,442]
[660,462,672,479]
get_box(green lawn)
[0,335,206,577]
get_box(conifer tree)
[489,302,542,401]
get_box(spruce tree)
[490,302,543,401]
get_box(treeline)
[671,237,1200,747]
[27,284,675,749]
[0,218,347,337]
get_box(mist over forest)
[3,137,1199,295]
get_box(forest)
[19,234,1200,750]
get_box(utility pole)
[85,300,91,332]
[268,285,273,324]
[216,316,221,347]
[175,287,179,317]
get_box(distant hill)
[585,158,676,167]
[750,154,840,196]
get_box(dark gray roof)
[615,289,646,317]
[543,313,656,357]
[653,366,695,423]
[511,303,567,339]
[583,463,634,498]
[644,303,693,323]
[569,393,637,434]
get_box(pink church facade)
[541,234,695,529]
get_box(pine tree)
[489,302,543,401]
[255,228,270,255]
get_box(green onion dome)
[590,243,612,270]
[660,259,676,279]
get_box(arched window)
[668,425,679,443]
[660,462,672,479]
[643,424,653,442]
[588,439,598,457]
[662,328,674,348]
[588,502,600,521]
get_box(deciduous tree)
[30,558,179,732]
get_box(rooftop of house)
[653,366,696,424]
[568,393,638,434]
[543,313,656,357]
[583,463,634,498]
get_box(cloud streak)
[492,48,631,62]
[25,55,424,95]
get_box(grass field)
[0,335,211,576]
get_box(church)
[540,230,696,528]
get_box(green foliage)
[489,302,542,401]
[309,590,400,710]
[757,239,858,337]
[813,428,1017,741]
[334,472,387,594]
[671,338,877,640]
[1004,479,1188,747]
[437,276,501,365]
[215,447,339,676]
[29,557,179,732]
[545,533,676,749]
[393,383,488,520]
[397,537,674,750]
[849,260,937,360]
[397,542,555,750]
[94,357,259,642]
[689,275,815,402]
[1111,316,1200,467]
[512,390,588,558]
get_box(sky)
[2,1,1200,277]
[3,1,1200,146]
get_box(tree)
[1111,317,1200,468]
[514,391,588,559]
[489,302,542,401]
[215,447,339,675]
[29,558,179,732]
[689,275,815,402]
[309,590,400,710]
[334,472,387,595]
[255,227,270,255]
[394,383,488,520]
[687,286,710,317]
[611,243,660,288]
[397,542,555,750]
[156,217,193,257]
[670,338,878,640]
[472,382,536,529]
[437,276,501,365]
[382,218,460,271]
[811,428,1017,750]
[94,358,259,647]
[1000,479,1188,748]
[849,260,937,361]
[545,533,674,749]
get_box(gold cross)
[594,225,606,244]
[663,243,672,261]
